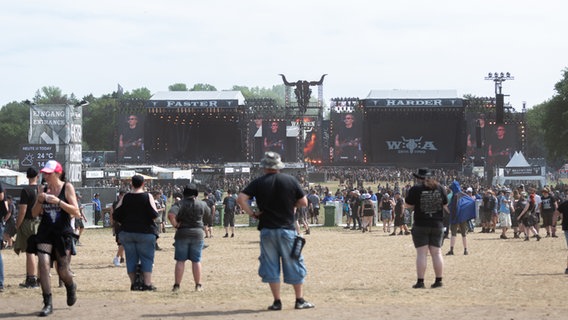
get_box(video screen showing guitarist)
[263,121,285,156]
[334,113,362,162]
[118,114,144,162]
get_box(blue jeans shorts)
[174,237,204,263]
[258,228,307,284]
[119,231,156,274]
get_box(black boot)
[39,293,53,317]
[66,282,77,306]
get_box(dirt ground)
[1,223,566,320]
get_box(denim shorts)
[411,225,444,248]
[119,231,156,274]
[258,228,307,284]
[174,237,204,262]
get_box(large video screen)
[262,120,286,160]
[332,112,363,163]
[117,113,145,163]
[485,123,518,167]
[368,118,461,165]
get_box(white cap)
[466,187,473,192]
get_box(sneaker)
[500,234,508,239]
[195,284,203,292]
[142,284,157,291]
[113,256,120,267]
[412,282,425,289]
[172,284,180,292]
[120,257,125,263]
[431,281,443,288]
[446,250,454,256]
[536,235,541,241]
[223,233,229,238]
[464,249,468,255]
[404,231,411,235]
[389,232,396,236]
[230,233,234,238]
[267,300,282,311]
[294,299,315,310]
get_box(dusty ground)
[1,222,566,320]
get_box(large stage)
[112,90,523,169]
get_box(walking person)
[31,160,80,316]
[168,183,210,292]
[405,168,448,289]
[554,198,568,274]
[498,189,514,239]
[516,192,541,241]
[445,181,475,255]
[112,175,160,291]
[110,189,126,266]
[14,167,41,288]
[237,152,315,310]
[360,193,375,232]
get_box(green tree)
[190,83,217,91]
[168,83,188,91]
[82,94,117,151]
[33,86,76,104]
[524,103,547,159]
[0,101,30,157]
[122,87,152,100]
[538,68,568,168]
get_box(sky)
[1,0,567,110]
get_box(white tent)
[0,168,28,186]
[493,152,546,187]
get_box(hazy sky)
[2,0,567,109]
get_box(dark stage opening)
[145,113,243,163]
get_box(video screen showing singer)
[263,121,285,156]
[118,114,144,162]
[334,113,362,162]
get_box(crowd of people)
[2,157,568,316]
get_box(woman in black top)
[31,160,80,317]
[113,175,160,291]
[405,168,448,289]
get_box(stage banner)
[363,98,463,108]
[504,166,542,177]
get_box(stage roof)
[365,89,459,99]
[149,91,245,104]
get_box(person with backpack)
[446,181,475,256]
[222,189,238,238]
[168,183,210,292]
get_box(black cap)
[26,167,39,178]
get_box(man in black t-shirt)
[14,167,40,288]
[237,152,314,310]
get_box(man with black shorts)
[405,168,448,289]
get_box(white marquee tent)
[493,152,546,187]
